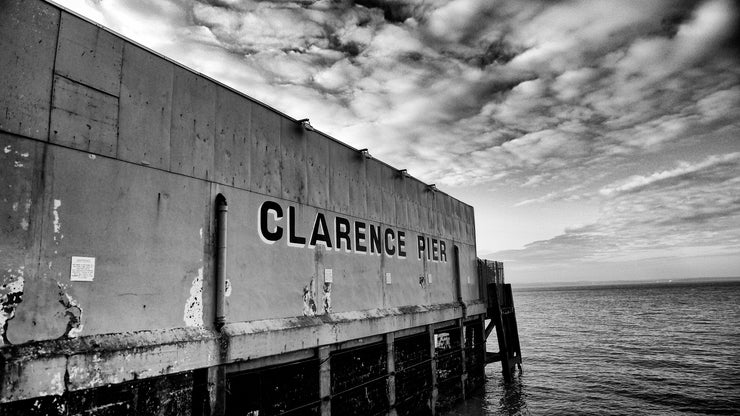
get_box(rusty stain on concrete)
[57,282,83,338]
[184,267,204,327]
[302,277,316,317]
[0,267,25,345]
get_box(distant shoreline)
[512,276,740,291]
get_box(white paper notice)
[324,268,333,283]
[385,272,392,284]
[70,256,95,282]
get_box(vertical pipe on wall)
[453,245,466,318]
[215,193,228,329]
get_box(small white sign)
[324,268,333,283]
[385,272,392,284]
[467,275,471,284]
[427,273,433,284]
[70,256,95,282]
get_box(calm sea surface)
[446,280,740,415]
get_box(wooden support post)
[480,259,522,381]
[505,285,523,372]
[386,332,397,416]
[491,284,512,383]
[428,325,438,416]
[479,315,486,366]
[458,319,467,400]
[319,346,331,416]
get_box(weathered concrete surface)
[213,88,252,188]
[251,104,282,197]
[5,143,210,343]
[55,12,123,97]
[1,365,203,415]
[306,131,331,209]
[0,326,216,403]
[280,117,308,204]
[50,75,119,156]
[0,301,483,402]
[0,0,59,141]
[0,133,44,345]
[118,42,174,169]
[170,66,216,179]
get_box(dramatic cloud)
[496,153,740,279]
[56,0,740,282]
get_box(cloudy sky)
[54,0,740,283]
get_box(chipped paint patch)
[20,217,29,231]
[3,145,10,153]
[184,267,203,327]
[12,202,18,211]
[323,282,332,314]
[19,152,29,158]
[0,267,25,345]
[14,161,24,168]
[199,227,203,240]
[45,372,64,396]
[302,277,317,317]
[52,199,62,234]
[224,279,232,297]
[57,282,83,338]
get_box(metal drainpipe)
[454,245,467,318]
[215,194,228,330]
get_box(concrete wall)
[0,0,479,345]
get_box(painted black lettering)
[309,213,332,248]
[417,235,425,260]
[288,205,306,246]
[440,241,447,262]
[384,229,396,256]
[432,238,439,261]
[370,224,382,255]
[427,237,431,260]
[397,231,406,258]
[355,221,367,253]
[335,217,352,251]
[259,200,283,243]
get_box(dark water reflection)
[443,368,530,416]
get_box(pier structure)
[0,1,493,414]
[479,260,522,382]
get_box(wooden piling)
[479,260,522,382]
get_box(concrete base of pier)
[0,305,486,415]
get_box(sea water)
[445,280,740,415]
